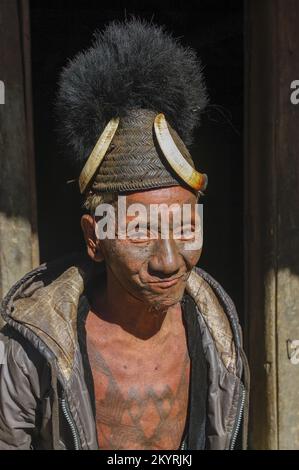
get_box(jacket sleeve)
[0,328,50,450]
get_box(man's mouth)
[146,274,185,289]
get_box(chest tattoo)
[87,342,190,450]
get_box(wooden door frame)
[245,0,299,449]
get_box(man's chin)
[127,279,187,310]
[144,287,186,311]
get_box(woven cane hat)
[90,108,198,193]
[56,19,209,196]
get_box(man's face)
[87,186,202,309]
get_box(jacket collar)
[1,252,239,382]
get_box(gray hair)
[83,191,118,214]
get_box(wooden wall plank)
[0,0,39,310]
[245,0,299,449]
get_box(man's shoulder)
[0,252,100,380]
[187,267,239,327]
[0,252,95,321]
[187,266,243,375]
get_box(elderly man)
[0,19,249,450]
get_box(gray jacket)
[0,253,249,450]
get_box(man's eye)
[174,226,196,239]
[127,230,149,241]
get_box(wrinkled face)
[84,186,202,309]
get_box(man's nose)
[148,239,182,278]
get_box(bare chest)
[86,323,190,450]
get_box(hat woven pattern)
[91,109,195,193]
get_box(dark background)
[30,0,244,320]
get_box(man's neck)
[89,267,183,341]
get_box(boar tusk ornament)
[154,113,207,192]
[79,117,120,194]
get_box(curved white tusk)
[154,113,207,192]
[79,117,120,194]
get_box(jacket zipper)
[229,386,246,450]
[60,396,82,450]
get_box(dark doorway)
[30,0,244,320]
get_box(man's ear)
[81,214,104,262]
